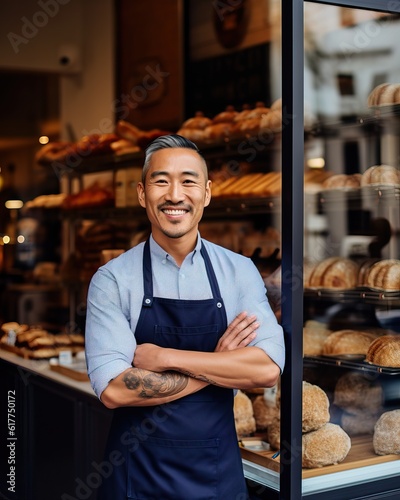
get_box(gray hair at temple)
[142,134,208,184]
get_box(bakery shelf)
[304,287,400,307]
[241,435,400,479]
[304,355,400,375]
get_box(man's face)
[137,148,211,243]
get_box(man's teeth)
[163,209,186,215]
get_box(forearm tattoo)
[180,370,216,385]
[123,368,189,399]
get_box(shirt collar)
[149,233,201,265]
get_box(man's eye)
[183,179,196,184]
[154,179,168,184]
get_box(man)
[85,134,285,499]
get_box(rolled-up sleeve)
[238,261,285,373]
[85,267,136,399]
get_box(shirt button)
[180,273,185,279]
[162,259,167,265]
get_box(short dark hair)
[142,134,207,183]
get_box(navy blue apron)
[98,239,248,500]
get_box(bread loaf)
[303,324,332,356]
[333,371,383,411]
[302,423,351,468]
[234,390,256,437]
[361,165,400,186]
[373,410,400,455]
[303,382,330,432]
[307,257,359,289]
[365,259,400,291]
[322,173,362,190]
[367,83,400,106]
[322,329,377,356]
[366,335,400,367]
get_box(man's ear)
[137,182,146,208]
[204,180,212,208]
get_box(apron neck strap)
[142,238,223,305]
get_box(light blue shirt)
[85,234,285,399]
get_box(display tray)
[49,359,89,381]
[240,435,400,478]
[304,287,400,303]
[304,355,400,375]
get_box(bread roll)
[322,329,377,356]
[234,390,256,437]
[302,381,330,433]
[373,410,400,455]
[267,417,281,450]
[366,335,400,367]
[365,259,400,291]
[303,325,332,356]
[361,165,400,186]
[322,173,361,190]
[212,105,238,124]
[333,371,383,411]
[302,423,351,468]
[307,257,359,289]
[341,409,382,436]
[368,83,400,106]
[180,111,212,130]
[252,395,279,430]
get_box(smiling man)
[85,134,285,500]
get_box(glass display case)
[245,1,400,499]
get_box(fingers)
[216,312,259,352]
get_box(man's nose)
[165,182,184,202]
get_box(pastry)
[303,325,332,356]
[361,165,400,186]
[365,259,400,291]
[373,410,400,455]
[267,417,281,450]
[341,409,382,436]
[212,105,238,124]
[302,381,330,433]
[367,83,400,107]
[302,423,351,468]
[234,390,256,437]
[333,371,383,411]
[322,329,377,356]
[322,173,362,190]
[252,385,280,431]
[180,111,212,130]
[307,257,359,289]
[366,335,400,367]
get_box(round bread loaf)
[212,105,238,124]
[322,329,377,356]
[303,325,332,356]
[307,257,359,289]
[303,381,330,433]
[322,173,362,190]
[180,111,212,130]
[341,409,382,436]
[267,417,281,450]
[333,371,383,410]
[373,410,400,455]
[252,394,279,430]
[361,165,400,186]
[367,83,400,106]
[234,390,256,437]
[365,259,400,291]
[366,335,400,367]
[302,423,351,468]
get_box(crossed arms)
[101,312,280,409]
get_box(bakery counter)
[0,350,113,500]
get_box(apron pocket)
[154,324,219,351]
[127,435,219,500]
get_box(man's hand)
[215,312,259,352]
